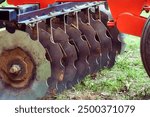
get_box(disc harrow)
[66,24,90,88]
[99,3,126,55]
[78,16,102,73]
[0,2,125,99]
[38,28,66,95]
[52,26,77,93]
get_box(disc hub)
[0,48,34,88]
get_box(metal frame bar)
[2,0,150,36]
[0,2,103,24]
[18,2,103,24]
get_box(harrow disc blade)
[78,19,101,74]
[89,16,113,68]
[78,10,113,70]
[101,12,124,54]
[99,5,125,54]
[53,27,77,92]
[39,21,77,93]
[38,28,65,96]
[0,30,51,100]
[66,24,90,87]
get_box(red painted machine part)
[107,0,148,36]
[117,13,147,36]
[7,0,101,7]
[7,0,150,37]
[7,0,55,8]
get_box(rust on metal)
[0,48,34,88]
[65,14,91,85]
[51,18,78,92]
[78,11,101,73]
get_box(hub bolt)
[9,64,21,75]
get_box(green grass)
[56,35,150,100]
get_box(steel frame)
[3,0,150,36]
[0,2,103,22]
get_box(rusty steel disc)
[66,24,91,88]
[0,30,51,100]
[62,14,90,87]
[78,19,101,73]
[89,15,112,68]
[26,24,66,97]
[53,27,77,93]
[99,4,125,54]
[39,28,65,96]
